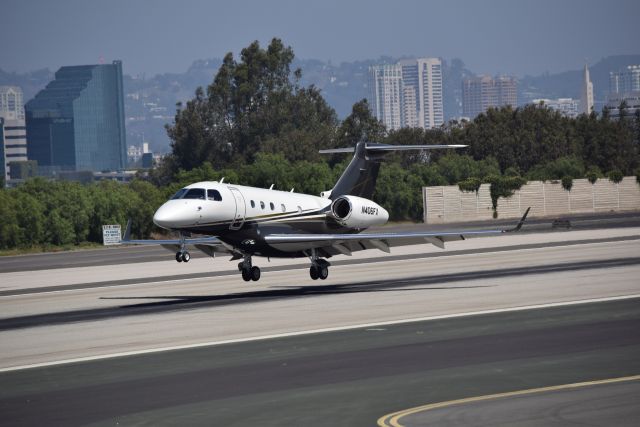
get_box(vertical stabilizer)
[320,142,466,200]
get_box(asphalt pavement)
[1,298,639,426]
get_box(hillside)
[2,54,638,153]
[519,54,640,103]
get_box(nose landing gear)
[175,250,190,262]
[238,255,261,282]
[175,233,190,263]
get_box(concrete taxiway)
[0,224,639,426]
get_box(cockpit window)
[183,188,206,200]
[171,188,188,200]
[207,189,222,201]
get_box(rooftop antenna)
[269,184,274,190]
[220,177,225,183]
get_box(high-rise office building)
[25,61,126,173]
[609,65,640,94]
[580,64,594,115]
[462,75,517,119]
[368,57,444,130]
[399,58,444,129]
[607,65,640,118]
[0,118,4,183]
[369,64,404,131]
[0,86,27,183]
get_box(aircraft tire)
[175,252,183,263]
[309,265,319,280]
[319,265,329,280]
[181,251,190,262]
[241,268,251,282]
[251,266,261,281]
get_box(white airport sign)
[102,224,122,245]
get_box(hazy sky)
[2,0,638,77]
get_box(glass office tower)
[25,61,126,172]
[0,118,5,183]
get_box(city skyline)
[1,0,638,78]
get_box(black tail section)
[321,142,467,200]
[327,142,383,200]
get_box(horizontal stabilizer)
[320,143,467,154]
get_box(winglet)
[503,207,531,233]
[123,218,133,242]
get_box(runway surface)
[386,376,640,427]
[1,223,639,426]
[1,299,639,426]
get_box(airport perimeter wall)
[422,177,640,223]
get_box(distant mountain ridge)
[519,54,640,103]
[1,54,638,153]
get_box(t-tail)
[320,141,467,200]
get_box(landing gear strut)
[175,233,190,263]
[238,255,260,282]
[308,249,330,280]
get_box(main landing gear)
[308,249,330,280]
[238,255,261,282]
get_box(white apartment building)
[399,58,444,129]
[0,86,27,182]
[369,57,444,130]
[532,98,579,118]
[368,64,404,130]
[0,86,25,121]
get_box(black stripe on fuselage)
[177,208,350,258]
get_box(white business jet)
[123,142,529,281]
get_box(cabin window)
[171,188,188,199]
[183,188,206,200]
[270,202,275,211]
[207,189,222,201]
[281,204,286,212]
[260,201,265,209]
[250,200,255,208]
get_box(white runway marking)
[2,293,638,373]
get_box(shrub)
[486,174,527,217]
[561,176,573,191]
[585,166,603,184]
[608,169,623,184]
[458,177,481,193]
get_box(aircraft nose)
[153,204,174,229]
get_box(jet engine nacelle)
[330,195,389,229]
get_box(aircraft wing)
[265,208,530,256]
[119,220,231,256]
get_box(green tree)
[336,99,386,147]
[164,38,338,179]
[12,191,46,246]
[0,191,21,249]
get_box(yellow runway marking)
[377,374,640,427]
